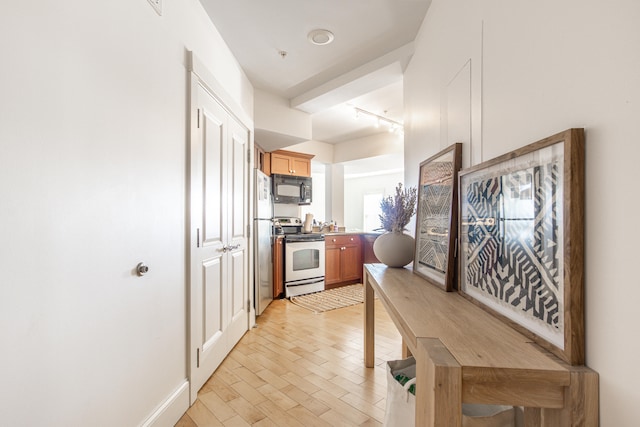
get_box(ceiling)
[199,0,431,147]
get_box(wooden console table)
[363,264,598,426]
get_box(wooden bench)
[363,264,598,426]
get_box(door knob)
[136,262,149,276]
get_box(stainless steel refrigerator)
[254,169,273,315]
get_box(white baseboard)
[139,380,190,427]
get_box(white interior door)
[189,81,249,400]
[226,117,249,346]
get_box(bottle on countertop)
[332,220,338,232]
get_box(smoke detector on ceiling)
[307,29,334,46]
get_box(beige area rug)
[290,284,364,314]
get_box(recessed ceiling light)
[307,29,334,46]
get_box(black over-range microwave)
[272,173,312,205]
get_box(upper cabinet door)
[270,152,293,175]
[291,157,311,177]
[268,150,314,177]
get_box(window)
[363,193,383,232]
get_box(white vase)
[373,231,415,268]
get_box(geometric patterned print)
[417,161,454,274]
[463,161,563,332]
[421,161,454,186]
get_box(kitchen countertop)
[275,231,382,238]
[323,231,382,236]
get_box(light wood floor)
[176,296,402,426]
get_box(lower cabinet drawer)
[326,234,360,247]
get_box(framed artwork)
[458,129,585,365]
[414,143,462,291]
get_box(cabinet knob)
[332,238,337,242]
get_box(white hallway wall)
[0,1,252,425]
[404,0,640,425]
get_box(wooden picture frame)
[413,143,462,291]
[458,129,585,365]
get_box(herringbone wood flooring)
[176,297,402,426]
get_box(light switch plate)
[147,0,162,16]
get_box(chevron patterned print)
[417,161,454,274]
[462,161,563,333]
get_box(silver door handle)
[222,244,241,252]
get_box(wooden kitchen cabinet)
[325,234,362,289]
[273,236,284,298]
[325,245,342,286]
[362,233,381,264]
[255,144,271,175]
[269,149,314,177]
